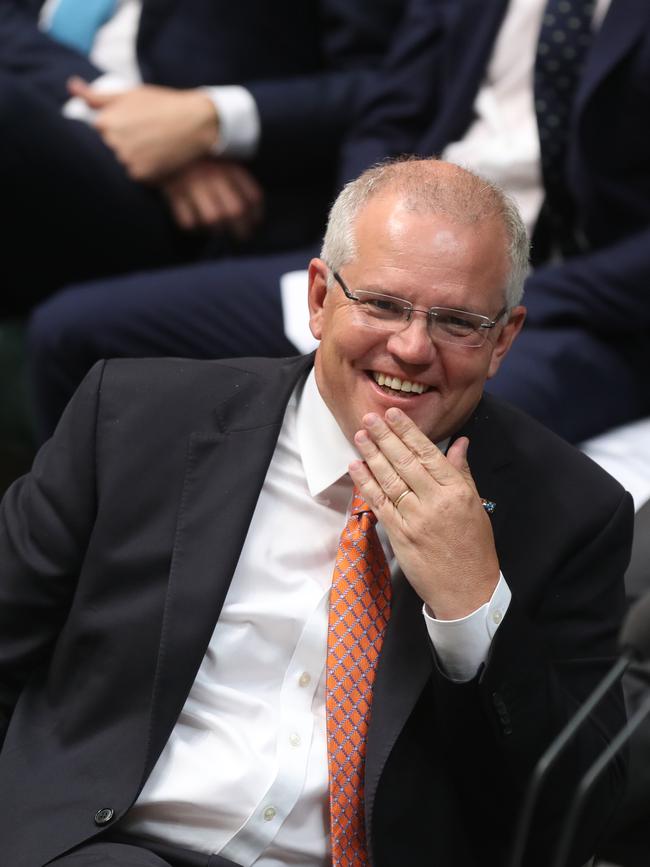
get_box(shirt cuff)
[423,573,511,682]
[61,73,132,122]
[202,86,260,158]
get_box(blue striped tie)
[48,0,118,54]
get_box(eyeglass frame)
[329,269,510,349]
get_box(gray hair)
[320,157,529,308]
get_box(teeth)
[372,372,428,394]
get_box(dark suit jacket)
[0,0,402,260]
[0,355,633,867]
[1,0,400,175]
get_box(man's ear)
[487,306,526,379]
[307,258,329,341]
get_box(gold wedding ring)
[394,489,412,509]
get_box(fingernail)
[355,430,369,445]
[386,408,401,422]
[363,413,380,428]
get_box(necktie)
[48,0,118,55]
[326,488,392,866]
[534,0,595,253]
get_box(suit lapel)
[575,0,648,114]
[455,394,518,548]
[143,356,313,776]
[365,570,433,836]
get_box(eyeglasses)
[331,270,508,348]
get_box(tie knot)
[350,487,376,522]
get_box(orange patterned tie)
[326,487,392,866]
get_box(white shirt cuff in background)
[423,573,512,682]
[61,72,133,122]
[203,86,260,158]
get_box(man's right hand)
[162,158,264,240]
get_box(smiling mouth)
[372,371,430,395]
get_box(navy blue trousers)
[28,243,650,445]
[0,73,197,315]
[28,248,310,439]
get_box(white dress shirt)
[121,370,510,863]
[39,0,260,157]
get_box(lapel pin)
[481,498,497,515]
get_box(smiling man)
[0,159,633,867]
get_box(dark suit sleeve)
[0,361,104,742]
[0,1,101,104]
[338,0,450,182]
[244,0,406,169]
[430,485,632,867]
[523,226,650,332]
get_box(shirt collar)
[296,369,359,498]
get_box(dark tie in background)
[534,0,596,256]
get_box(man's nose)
[385,314,436,363]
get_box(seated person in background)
[339,0,650,445]
[0,159,632,867]
[27,0,650,445]
[0,0,401,314]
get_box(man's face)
[308,193,526,444]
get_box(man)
[0,160,632,866]
[0,0,400,312]
[28,0,650,444]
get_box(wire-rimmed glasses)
[330,270,508,348]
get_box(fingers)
[353,428,420,513]
[165,183,217,231]
[355,411,449,500]
[167,190,197,229]
[206,169,251,236]
[352,413,498,620]
[67,76,118,108]
[351,409,482,518]
[227,164,264,217]
[162,159,263,233]
[215,163,264,238]
[383,408,458,485]
[348,459,394,518]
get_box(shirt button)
[263,806,277,822]
[298,672,311,687]
[289,732,301,747]
[492,610,503,625]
